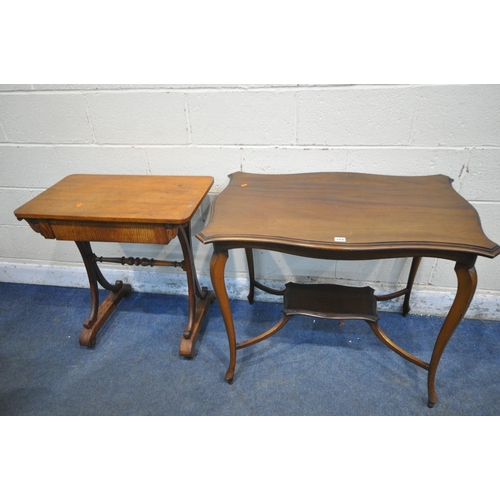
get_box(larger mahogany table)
[197,171,500,407]
[14,174,214,357]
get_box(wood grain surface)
[198,171,499,257]
[14,174,214,224]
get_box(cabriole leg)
[427,261,477,408]
[210,247,237,383]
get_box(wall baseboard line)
[1,261,500,321]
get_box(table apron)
[212,242,478,266]
[27,218,180,245]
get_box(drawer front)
[48,220,177,244]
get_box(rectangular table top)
[197,171,499,259]
[14,174,214,225]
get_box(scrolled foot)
[83,319,94,329]
[79,327,96,348]
[115,280,131,295]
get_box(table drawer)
[48,220,176,244]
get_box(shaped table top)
[197,171,499,258]
[14,174,214,225]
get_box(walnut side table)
[14,174,214,357]
[197,171,500,407]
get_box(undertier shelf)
[283,282,379,323]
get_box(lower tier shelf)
[283,282,379,322]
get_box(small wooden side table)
[14,174,214,357]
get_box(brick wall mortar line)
[82,93,96,143]
[294,91,298,145]
[0,120,8,141]
[408,88,422,145]
[0,84,427,95]
[2,143,499,150]
[183,93,192,144]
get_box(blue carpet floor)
[1,281,499,415]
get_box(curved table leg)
[94,261,124,293]
[75,241,132,347]
[183,221,209,300]
[178,223,213,358]
[245,248,255,305]
[402,256,422,317]
[244,247,286,300]
[178,225,196,340]
[236,315,290,350]
[76,241,99,329]
[368,320,429,370]
[210,247,237,384]
[427,261,477,408]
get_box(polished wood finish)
[209,248,237,383]
[283,283,379,322]
[15,174,211,224]
[199,172,499,407]
[198,172,498,257]
[15,174,213,355]
[252,281,431,374]
[427,261,478,407]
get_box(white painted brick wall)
[461,149,500,200]
[188,91,296,144]
[412,85,500,146]
[297,86,420,145]
[85,92,188,144]
[144,146,241,192]
[0,93,94,143]
[1,84,500,319]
